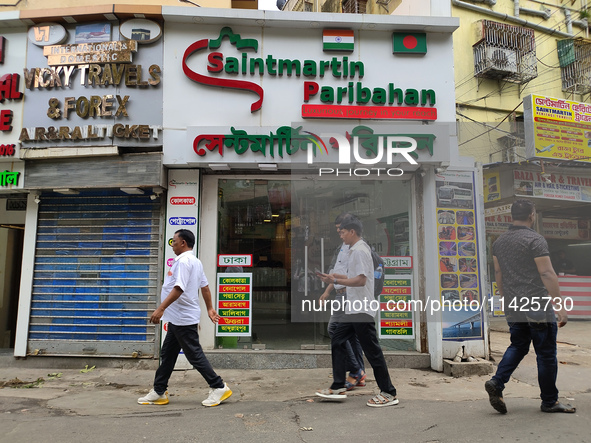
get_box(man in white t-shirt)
[316,215,398,407]
[319,213,365,389]
[138,229,232,407]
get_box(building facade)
[452,0,591,318]
[1,5,496,370]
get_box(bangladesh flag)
[393,32,427,54]
[323,30,354,52]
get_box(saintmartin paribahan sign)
[182,27,437,120]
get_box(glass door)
[216,177,415,351]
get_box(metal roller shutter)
[28,190,163,357]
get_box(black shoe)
[541,401,576,413]
[485,379,507,414]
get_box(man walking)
[485,199,575,414]
[319,213,366,390]
[138,229,232,407]
[316,215,398,407]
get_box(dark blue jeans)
[330,314,396,396]
[492,321,558,407]
[154,323,224,395]
[328,316,365,375]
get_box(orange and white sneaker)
[202,383,232,407]
[138,389,169,405]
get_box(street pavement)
[1,320,590,443]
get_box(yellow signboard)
[525,95,591,163]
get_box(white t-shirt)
[161,251,209,325]
[331,242,349,291]
[345,240,376,317]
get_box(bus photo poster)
[435,171,484,340]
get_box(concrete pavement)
[1,321,589,443]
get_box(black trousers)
[154,323,224,394]
[329,314,396,396]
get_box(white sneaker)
[202,383,232,407]
[138,389,169,405]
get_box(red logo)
[170,197,195,205]
[163,322,168,332]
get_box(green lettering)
[405,89,419,105]
[225,57,239,74]
[320,86,334,102]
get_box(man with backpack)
[316,215,398,407]
[319,213,366,390]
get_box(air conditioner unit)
[486,47,518,74]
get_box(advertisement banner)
[435,171,484,340]
[524,94,591,163]
[513,169,591,202]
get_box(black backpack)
[365,241,385,297]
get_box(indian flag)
[323,30,354,52]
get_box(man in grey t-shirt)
[485,200,574,414]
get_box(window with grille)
[342,0,367,13]
[473,20,537,84]
[557,38,591,94]
[28,190,162,356]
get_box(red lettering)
[304,81,319,102]
[207,52,224,73]
[0,110,13,131]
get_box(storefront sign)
[216,273,252,336]
[192,125,436,162]
[484,204,511,217]
[43,40,137,66]
[0,74,23,136]
[170,196,195,205]
[22,23,163,149]
[485,214,512,235]
[0,169,20,187]
[513,169,591,202]
[27,23,68,47]
[524,94,591,163]
[542,218,589,240]
[182,27,437,119]
[168,216,196,226]
[218,254,253,267]
[379,275,414,338]
[6,197,26,211]
[383,256,413,269]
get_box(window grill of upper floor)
[342,0,367,13]
[473,20,537,84]
[558,38,591,95]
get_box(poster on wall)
[216,273,252,337]
[524,95,591,164]
[379,275,414,339]
[491,282,505,317]
[483,170,500,202]
[435,171,484,340]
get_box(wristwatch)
[334,278,338,285]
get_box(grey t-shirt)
[492,225,554,322]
